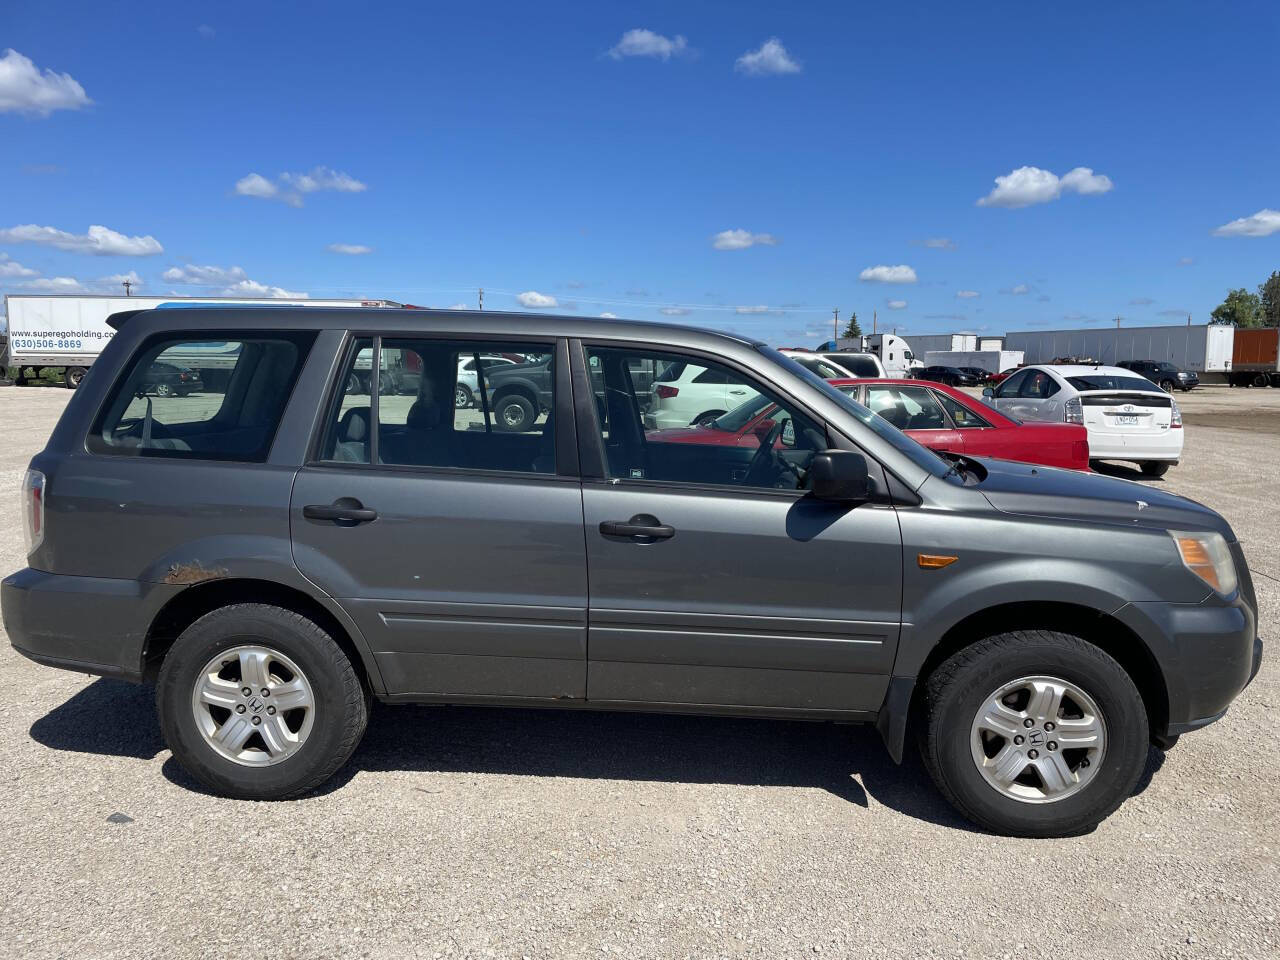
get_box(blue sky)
[2,0,1278,343]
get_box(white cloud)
[977,165,1113,208]
[235,173,279,199]
[735,305,769,314]
[599,312,618,319]
[1129,297,1155,306]
[0,253,38,277]
[955,289,980,299]
[1212,209,1280,238]
[1001,283,1031,295]
[924,237,955,250]
[859,264,918,284]
[163,264,247,285]
[14,269,142,293]
[886,300,908,310]
[735,38,801,76]
[711,229,779,251]
[235,167,367,207]
[0,223,162,256]
[0,49,91,116]
[221,279,309,299]
[18,276,85,292]
[198,24,216,39]
[162,264,304,298]
[659,307,691,316]
[607,29,689,61]
[327,243,373,255]
[1177,256,1194,266]
[516,290,557,308]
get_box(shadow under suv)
[2,306,1262,837]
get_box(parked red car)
[647,377,1090,470]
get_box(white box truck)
[1003,324,1234,375]
[923,349,1024,375]
[3,294,401,388]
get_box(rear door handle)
[303,498,378,524]
[599,515,675,541]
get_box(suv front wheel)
[157,603,369,799]
[919,630,1148,837]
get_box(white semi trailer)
[1003,323,1234,376]
[3,294,401,388]
[923,349,1024,374]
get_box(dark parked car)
[1117,360,1199,392]
[136,361,202,397]
[916,365,983,387]
[1,308,1261,837]
[956,366,992,384]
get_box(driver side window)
[585,346,825,491]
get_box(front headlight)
[1169,530,1237,596]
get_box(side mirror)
[982,387,994,398]
[808,450,870,502]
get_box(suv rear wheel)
[919,631,1148,837]
[157,603,369,799]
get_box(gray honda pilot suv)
[2,307,1261,837]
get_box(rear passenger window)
[319,338,556,474]
[88,333,313,461]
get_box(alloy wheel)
[190,645,316,766]
[969,675,1106,803]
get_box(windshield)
[1066,374,1159,392]
[758,346,951,477]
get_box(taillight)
[655,385,679,399]
[1064,397,1084,424]
[1171,401,1182,429]
[1072,439,1090,466]
[21,469,45,556]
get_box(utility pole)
[478,287,484,310]
[1114,315,1122,329]
[122,279,133,296]
[832,308,839,343]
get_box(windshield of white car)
[758,346,952,477]
[1066,374,1159,392]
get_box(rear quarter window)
[87,332,315,462]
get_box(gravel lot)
[1,383,1276,960]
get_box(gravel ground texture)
[0,382,1276,960]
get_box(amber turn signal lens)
[1174,536,1220,591]
[1170,530,1236,596]
[918,554,958,569]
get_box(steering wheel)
[743,419,785,486]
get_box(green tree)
[1258,270,1280,327]
[841,311,863,339]
[1210,288,1264,327]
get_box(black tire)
[1158,379,1174,393]
[1140,461,1170,478]
[692,410,726,427]
[157,603,369,800]
[919,631,1148,838]
[455,383,473,409]
[493,392,535,431]
[345,372,362,394]
[64,367,87,389]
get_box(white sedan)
[983,364,1183,477]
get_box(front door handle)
[303,498,377,524]
[599,514,675,541]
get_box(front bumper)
[2,567,182,683]
[1113,591,1260,738]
